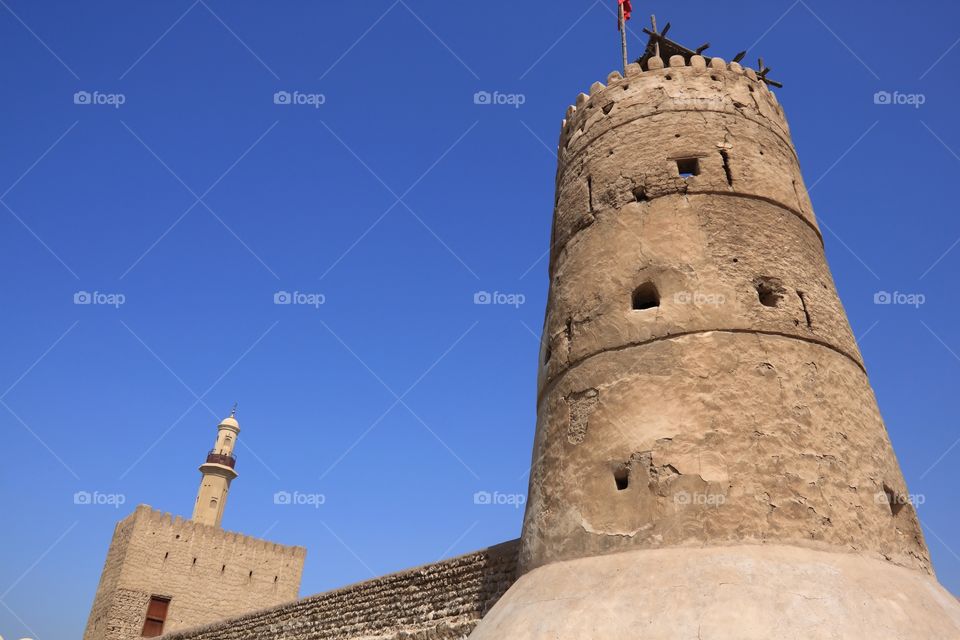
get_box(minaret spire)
[191,409,240,527]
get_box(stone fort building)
[83,412,306,639]
[85,27,960,640]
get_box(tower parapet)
[559,57,790,160]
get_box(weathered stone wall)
[83,505,306,640]
[84,513,138,640]
[159,539,520,640]
[521,54,930,575]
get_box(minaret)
[470,30,960,639]
[192,407,239,527]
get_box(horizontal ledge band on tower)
[536,328,866,406]
[557,105,800,178]
[548,191,825,279]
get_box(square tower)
[83,505,305,640]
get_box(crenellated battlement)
[127,504,306,558]
[557,55,789,165]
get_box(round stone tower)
[470,53,960,638]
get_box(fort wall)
[159,539,519,640]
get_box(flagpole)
[651,14,659,59]
[618,3,628,73]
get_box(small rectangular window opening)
[676,158,700,178]
[141,596,170,638]
[614,467,629,491]
[632,283,660,311]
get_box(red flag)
[618,0,632,29]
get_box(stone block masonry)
[83,505,306,640]
[160,539,519,640]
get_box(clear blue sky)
[1,1,958,637]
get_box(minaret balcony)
[205,450,236,468]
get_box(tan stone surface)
[159,540,519,640]
[540,193,860,388]
[555,111,814,260]
[84,512,138,640]
[551,61,811,269]
[526,333,926,573]
[83,505,305,640]
[470,545,960,639]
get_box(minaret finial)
[231,402,238,418]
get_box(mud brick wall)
[161,539,519,640]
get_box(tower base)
[469,544,960,639]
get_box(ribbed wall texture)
[160,540,519,640]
